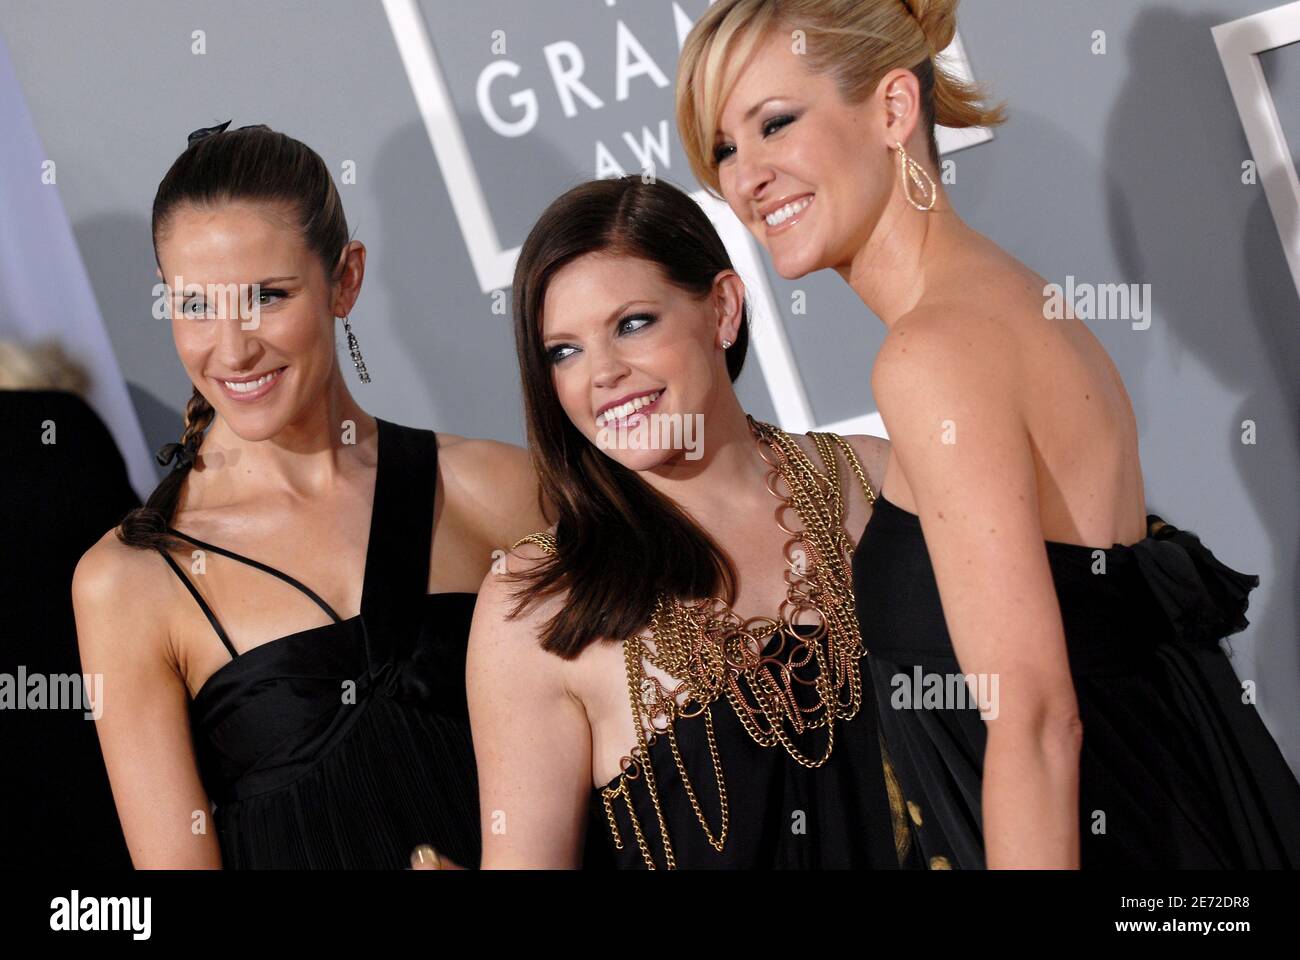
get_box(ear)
[876,68,923,150]
[711,269,746,346]
[330,240,367,318]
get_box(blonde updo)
[676,0,1005,196]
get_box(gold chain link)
[518,419,909,869]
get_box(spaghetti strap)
[156,548,239,659]
[164,526,345,625]
[173,419,482,870]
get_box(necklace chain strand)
[515,418,913,869]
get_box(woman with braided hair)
[72,123,547,869]
[678,0,1300,868]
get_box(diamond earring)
[341,316,371,383]
[721,338,733,349]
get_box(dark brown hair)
[118,124,349,550]
[509,175,751,658]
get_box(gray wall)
[2,0,1295,774]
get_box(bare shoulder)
[872,306,1017,409]
[436,433,532,482]
[468,527,569,687]
[74,527,166,606]
[841,434,890,495]
[789,430,888,492]
[873,246,1054,397]
[72,527,174,660]
[435,433,547,546]
[474,527,562,619]
[473,528,564,632]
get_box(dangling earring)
[721,338,733,349]
[341,316,371,383]
[895,140,937,212]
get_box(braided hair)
[118,386,216,549]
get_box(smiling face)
[712,27,895,280]
[157,201,351,442]
[541,253,740,472]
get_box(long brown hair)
[118,124,350,551]
[510,176,750,659]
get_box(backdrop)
[1,0,1295,776]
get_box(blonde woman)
[677,0,1300,868]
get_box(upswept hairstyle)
[676,0,1006,196]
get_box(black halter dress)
[156,418,481,869]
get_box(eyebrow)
[716,96,787,141]
[543,299,656,342]
[176,275,299,296]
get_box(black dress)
[853,493,1300,869]
[580,436,921,870]
[156,418,480,869]
[583,622,919,870]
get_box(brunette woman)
[466,175,922,869]
[73,123,546,869]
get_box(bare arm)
[438,436,551,561]
[873,317,1083,869]
[466,550,593,868]
[72,533,222,869]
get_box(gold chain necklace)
[515,417,909,869]
[608,417,887,869]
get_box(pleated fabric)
[180,419,481,869]
[854,494,1300,869]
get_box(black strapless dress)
[853,493,1300,869]
[156,418,480,869]
[583,627,920,869]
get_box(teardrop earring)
[341,315,371,383]
[895,140,937,212]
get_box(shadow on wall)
[126,380,183,482]
[370,117,571,445]
[72,209,193,488]
[1105,5,1300,775]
